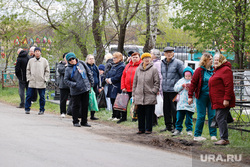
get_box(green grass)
[1,86,249,156]
[0,87,60,114]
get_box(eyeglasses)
[69,58,75,61]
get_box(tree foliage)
[170,0,250,69]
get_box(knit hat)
[141,53,151,60]
[182,66,194,77]
[66,52,76,62]
[98,64,105,71]
[34,47,41,53]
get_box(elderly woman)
[86,54,100,120]
[209,54,235,145]
[151,49,163,126]
[133,53,160,134]
[120,52,142,123]
[64,52,94,127]
[105,52,125,120]
[188,53,217,141]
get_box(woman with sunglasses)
[64,52,94,127]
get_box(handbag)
[113,93,130,112]
[211,116,218,128]
[210,111,234,128]
[227,112,234,123]
[97,89,107,108]
[88,87,99,111]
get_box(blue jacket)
[161,57,184,92]
[87,63,100,88]
[106,61,125,99]
[64,59,94,96]
[174,66,196,112]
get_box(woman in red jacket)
[119,52,142,123]
[209,54,235,145]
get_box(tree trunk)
[150,0,159,50]
[118,25,126,54]
[92,0,105,65]
[143,0,151,53]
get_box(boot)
[90,111,99,120]
[117,112,127,124]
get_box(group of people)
[15,46,235,146]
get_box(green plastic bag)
[88,87,99,111]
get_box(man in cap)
[161,46,184,132]
[25,47,50,115]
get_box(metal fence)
[1,71,18,88]
[230,69,250,132]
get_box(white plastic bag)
[155,95,163,117]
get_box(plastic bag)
[129,97,138,119]
[88,87,99,111]
[97,89,107,108]
[155,95,163,117]
[113,93,129,112]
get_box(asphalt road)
[0,102,226,167]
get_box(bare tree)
[112,0,142,54]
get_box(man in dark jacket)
[64,52,94,127]
[57,52,71,118]
[15,50,29,108]
[161,47,184,132]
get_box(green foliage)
[170,0,250,68]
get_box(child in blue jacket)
[173,66,196,136]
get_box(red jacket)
[188,67,204,99]
[121,59,142,92]
[208,61,235,109]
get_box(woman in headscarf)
[209,54,235,145]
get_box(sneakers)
[172,130,182,136]
[214,139,230,145]
[194,136,206,141]
[187,131,193,136]
[112,118,119,121]
[61,113,66,118]
[25,110,30,114]
[211,136,218,141]
[107,117,113,121]
[38,111,44,115]
[73,123,81,127]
